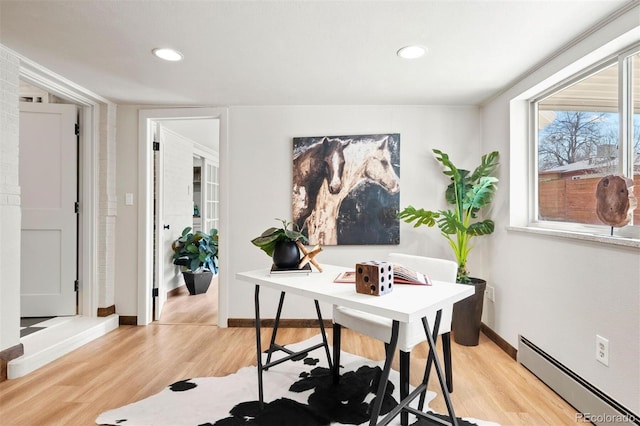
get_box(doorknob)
[164,224,170,230]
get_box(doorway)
[8,75,115,379]
[137,108,228,327]
[156,150,219,325]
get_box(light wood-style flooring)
[0,280,580,425]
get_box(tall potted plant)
[172,227,219,295]
[398,149,499,346]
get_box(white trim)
[193,142,218,160]
[15,48,111,106]
[8,315,119,378]
[507,225,639,249]
[137,108,229,326]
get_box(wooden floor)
[0,282,581,425]
[158,275,219,325]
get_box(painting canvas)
[292,133,400,245]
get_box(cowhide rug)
[96,335,499,426]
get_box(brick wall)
[0,48,20,208]
[161,128,194,292]
[539,175,640,225]
[0,46,22,349]
[97,103,117,308]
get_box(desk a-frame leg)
[375,311,459,426]
[253,285,333,409]
[368,320,400,426]
[254,285,265,408]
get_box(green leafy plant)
[398,149,499,283]
[172,227,219,273]
[251,218,308,257]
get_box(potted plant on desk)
[251,218,308,269]
[398,149,499,346]
[172,227,219,295]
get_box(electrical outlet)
[596,335,609,366]
[485,286,495,302]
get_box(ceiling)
[0,0,636,106]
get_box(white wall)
[226,105,482,320]
[480,6,640,413]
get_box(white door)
[154,125,194,320]
[20,102,78,317]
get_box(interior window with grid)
[532,48,639,233]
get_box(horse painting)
[292,137,350,231]
[301,134,400,245]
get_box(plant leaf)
[397,206,439,227]
[470,151,499,182]
[251,231,283,247]
[464,176,498,211]
[189,258,200,272]
[467,220,495,236]
[260,227,280,237]
[444,168,471,208]
[437,210,466,235]
[433,149,461,182]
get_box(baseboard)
[0,343,24,382]
[480,322,517,360]
[228,318,333,328]
[167,285,184,296]
[119,316,138,326]
[97,305,116,317]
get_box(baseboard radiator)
[518,336,639,425]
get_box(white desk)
[236,264,474,426]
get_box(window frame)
[526,43,640,240]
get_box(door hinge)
[74,280,79,292]
[74,201,80,213]
[152,288,159,297]
[153,141,160,151]
[75,123,80,136]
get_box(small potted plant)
[398,149,499,345]
[251,218,308,269]
[172,227,219,295]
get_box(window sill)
[507,226,640,249]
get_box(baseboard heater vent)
[518,336,638,425]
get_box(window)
[532,47,639,235]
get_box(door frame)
[137,107,229,326]
[19,57,107,318]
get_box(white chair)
[332,253,458,425]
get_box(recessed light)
[397,45,427,59]
[152,48,184,62]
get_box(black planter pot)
[451,278,486,346]
[182,270,213,295]
[272,240,301,269]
